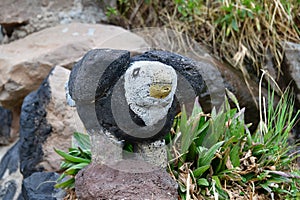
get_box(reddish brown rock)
[75,161,178,200]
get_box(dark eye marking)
[132,68,140,77]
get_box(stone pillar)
[90,130,123,165]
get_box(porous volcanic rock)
[0,22,149,110]
[75,161,178,200]
[0,106,12,144]
[19,70,52,178]
[19,66,84,178]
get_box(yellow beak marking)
[149,83,172,99]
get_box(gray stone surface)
[0,0,107,42]
[69,49,130,102]
[19,70,52,178]
[75,161,178,200]
[283,42,300,104]
[0,140,23,200]
[90,131,123,165]
[22,172,65,200]
[68,48,131,140]
[0,180,17,200]
[69,49,130,165]
[0,106,12,144]
[136,140,167,168]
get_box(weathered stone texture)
[19,66,84,177]
[283,42,300,103]
[75,161,178,200]
[22,172,65,200]
[0,106,12,144]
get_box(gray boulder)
[22,172,65,200]
[283,41,300,104]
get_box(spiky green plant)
[168,88,300,199]
[55,132,91,189]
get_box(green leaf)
[178,182,187,193]
[231,19,239,32]
[55,177,75,189]
[225,88,240,110]
[54,148,91,163]
[179,106,189,155]
[191,97,202,118]
[247,11,254,19]
[194,121,209,146]
[186,142,197,162]
[259,183,272,193]
[226,26,232,36]
[64,162,89,175]
[56,173,66,182]
[230,144,240,167]
[198,141,224,167]
[212,175,222,188]
[193,165,210,178]
[180,105,202,156]
[64,168,78,176]
[123,142,134,152]
[197,178,209,186]
[203,110,226,148]
[73,132,91,150]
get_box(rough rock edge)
[19,69,53,178]
[0,140,23,200]
[0,106,12,144]
[75,161,178,200]
[22,172,65,200]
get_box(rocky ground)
[0,0,109,43]
[0,1,299,200]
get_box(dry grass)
[109,0,300,83]
[63,189,77,200]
